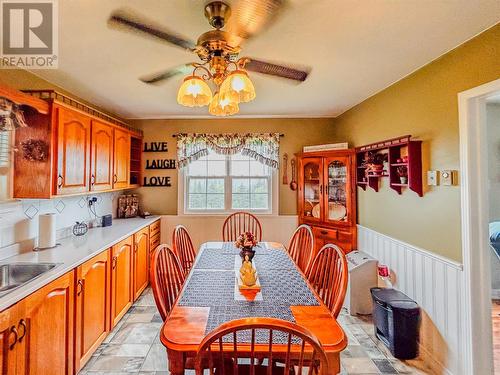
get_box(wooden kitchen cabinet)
[15,271,75,375]
[13,90,142,199]
[111,236,133,327]
[133,228,149,301]
[90,120,114,192]
[55,105,92,195]
[297,150,357,254]
[113,129,131,189]
[0,303,19,375]
[75,251,111,371]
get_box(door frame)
[459,78,500,374]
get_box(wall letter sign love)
[143,176,171,187]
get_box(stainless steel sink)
[0,263,59,297]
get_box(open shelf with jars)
[356,135,423,197]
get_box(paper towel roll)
[38,213,56,249]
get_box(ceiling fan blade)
[139,64,193,84]
[225,0,286,44]
[244,58,309,82]
[108,9,196,52]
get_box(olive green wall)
[331,24,500,262]
[131,118,336,216]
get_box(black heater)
[370,287,421,359]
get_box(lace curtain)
[177,133,280,169]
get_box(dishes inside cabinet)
[329,202,347,221]
[312,203,320,218]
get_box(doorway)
[459,78,500,375]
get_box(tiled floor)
[79,288,431,375]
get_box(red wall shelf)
[355,135,423,197]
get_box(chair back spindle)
[173,225,197,274]
[150,244,185,321]
[222,212,262,242]
[306,244,348,318]
[287,224,314,274]
[195,317,329,375]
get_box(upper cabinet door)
[91,121,114,191]
[56,105,91,195]
[113,129,130,189]
[323,156,351,225]
[298,157,323,223]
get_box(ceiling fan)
[108,0,310,116]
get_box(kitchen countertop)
[0,216,161,312]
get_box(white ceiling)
[32,0,500,119]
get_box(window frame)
[0,130,13,203]
[179,151,278,216]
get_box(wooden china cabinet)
[297,149,357,254]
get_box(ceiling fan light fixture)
[220,70,256,103]
[177,76,213,107]
[209,91,239,116]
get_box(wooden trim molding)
[458,78,500,375]
[22,90,142,136]
[0,84,49,114]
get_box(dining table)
[160,241,348,374]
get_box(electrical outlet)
[441,170,455,186]
[427,170,438,186]
[87,196,98,207]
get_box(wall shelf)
[356,135,423,196]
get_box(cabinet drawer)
[149,220,160,237]
[337,230,352,242]
[312,227,337,241]
[150,233,160,252]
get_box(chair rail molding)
[357,225,461,375]
[458,77,500,375]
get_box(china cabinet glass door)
[301,158,323,222]
[324,157,350,224]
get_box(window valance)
[177,133,280,169]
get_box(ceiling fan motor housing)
[204,1,231,29]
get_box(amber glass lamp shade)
[220,70,256,103]
[177,76,213,107]
[208,91,239,117]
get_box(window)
[0,131,12,202]
[182,149,276,214]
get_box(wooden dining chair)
[150,244,186,321]
[306,244,348,318]
[194,317,329,375]
[222,212,262,242]
[173,225,196,275]
[287,224,314,274]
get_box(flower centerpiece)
[235,231,258,261]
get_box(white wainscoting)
[159,215,298,251]
[357,225,464,375]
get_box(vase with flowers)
[363,152,386,176]
[235,231,258,261]
[397,166,408,184]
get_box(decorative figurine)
[239,254,257,287]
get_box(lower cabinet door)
[0,303,20,375]
[17,271,75,375]
[133,227,149,301]
[75,250,111,371]
[111,236,133,327]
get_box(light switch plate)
[427,171,438,186]
[441,170,454,186]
